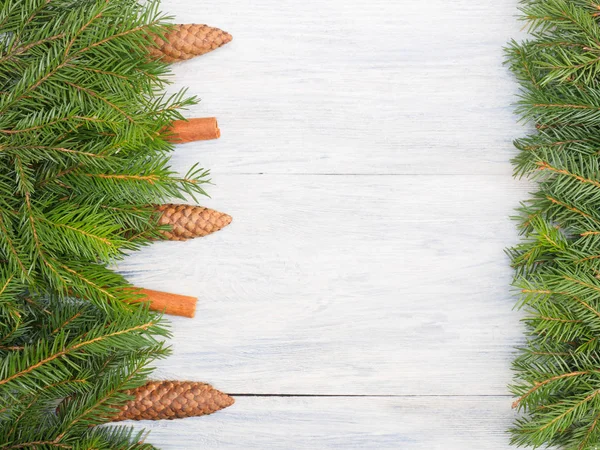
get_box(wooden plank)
[128,1,532,446]
[119,174,528,395]
[127,396,515,449]
[158,0,527,176]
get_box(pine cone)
[150,24,232,62]
[113,381,234,421]
[157,204,232,241]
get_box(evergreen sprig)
[508,1,600,448]
[0,0,210,447]
[0,0,209,304]
[0,282,169,449]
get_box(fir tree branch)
[0,321,156,387]
[0,0,211,446]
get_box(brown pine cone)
[150,24,232,63]
[157,204,232,241]
[113,381,234,421]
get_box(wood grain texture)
[121,175,527,396]
[128,396,514,449]
[159,0,526,176]
[119,0,528,447]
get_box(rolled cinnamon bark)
[165,118,220,143]
[131,288,197,318]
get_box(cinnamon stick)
[165,118,220,143]
[131,288,197,318]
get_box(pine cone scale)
[157,204,232,240]
[113,381,234,421]
[150,24,233,62]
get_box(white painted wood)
[120,175,527,395]
[128,396,515,449]
[158,0,528,176]
[117,0,532,447]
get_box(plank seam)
[228,394,513,398]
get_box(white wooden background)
[121,1,531,448]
